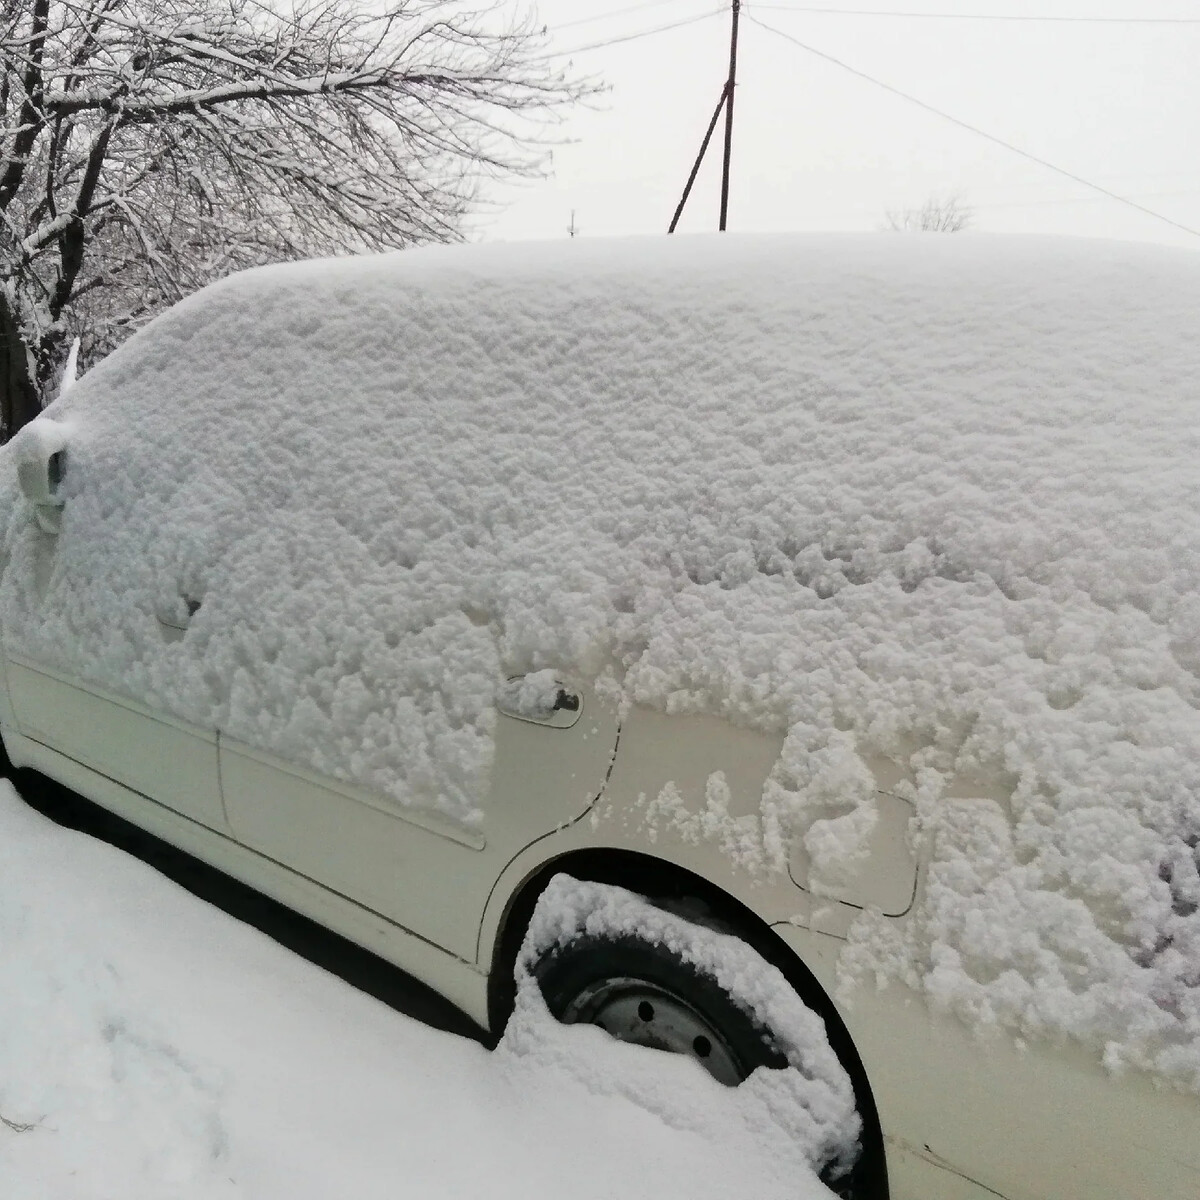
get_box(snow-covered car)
[2,234,1199,1200]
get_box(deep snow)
[0,782,837,1199]
[2,232,1200,1088]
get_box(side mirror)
[14,417,71,535]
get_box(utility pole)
[567,210,579,238]
[667,86,727,235]
[668,0,741,234]
[719,0,740,231]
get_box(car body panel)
[575,705,921,934]
[6,670,1200,1200]
[585,708,795,890]
[0,720,493,1026]
[477,704,917,966]
[220,681,619,961]
[5,653,227,833]
[772,922,1200,1200]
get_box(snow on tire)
[510,874,863,1185]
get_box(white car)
[2,233,1199,1200]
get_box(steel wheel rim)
[559,975,746,1087]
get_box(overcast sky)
[473,1,1200,249]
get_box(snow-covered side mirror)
[14,417,71,535]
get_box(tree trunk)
[0,289,42,442]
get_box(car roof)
[54,231,1200,612]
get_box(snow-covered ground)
[0,782,837,1199]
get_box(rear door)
[219,675,620,962]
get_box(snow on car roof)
[3,232,1200,1087]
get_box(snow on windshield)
[2,232,1199,1087]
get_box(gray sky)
[475,1,1200,248]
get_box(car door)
[1,418,227,833]
[218,675,620,962]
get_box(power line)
[749,5,1200,23]
[554,9,725,57]
[976,188,1200,212]
[745,13,1200,240]
[554,0,705,33]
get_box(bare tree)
[0,0,582,437]
[885,195,972,234]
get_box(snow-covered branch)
[0,0,585,437]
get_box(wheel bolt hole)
[637,1000,655,1022]
[692,1035,712,1058]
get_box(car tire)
[533,930,788,1087]
[531,926,869,1197]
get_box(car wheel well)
[487,847,888,1200]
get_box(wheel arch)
[485,845,889,1199]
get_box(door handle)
[496,676,583,728]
